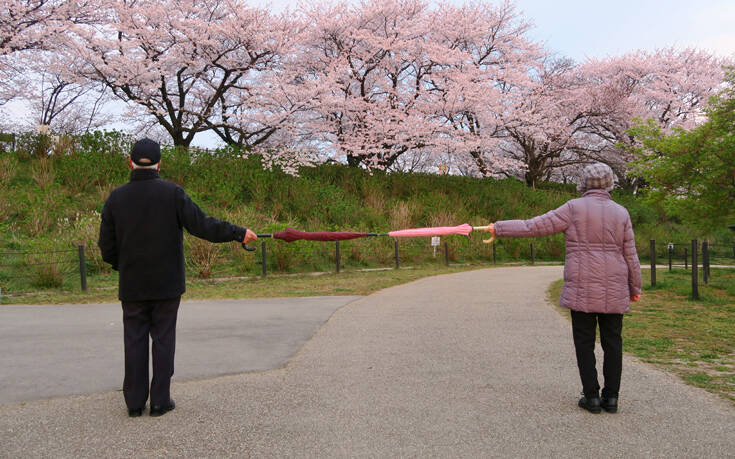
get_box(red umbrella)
[273,228,373,242]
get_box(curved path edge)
[1,266,733,458]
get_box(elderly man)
[98,138,257,417]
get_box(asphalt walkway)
[1,266,733,458]
[0,296,357,404]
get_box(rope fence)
[0,246,87,296]
[1,238,732,300]
[643,239,735,300]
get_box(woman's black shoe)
[578,396,601,413]
[601,396,618,413]
[150,399,175,417]
[128,408,143,417]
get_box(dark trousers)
[121,297,180,410]
[570,310,623,399]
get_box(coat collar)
[582,189,611,199]
[130,169,161,181]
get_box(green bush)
[53,131,130,193]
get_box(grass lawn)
[548,268,735,405]
[0,262,497,305]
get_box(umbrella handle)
[241,234,272,252]
[473,225,495,244]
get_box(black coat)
[98,169,247,301]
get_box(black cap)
[131,138,161,165]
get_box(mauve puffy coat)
[494,189,642,314]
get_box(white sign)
[431,236,440,247]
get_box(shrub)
[31,157,55,188]
[31,264,64,289]
[0,154,18,184]
[186,236,222,279]
[25,250,71,289]
[58,211,110,275]
[15,133,52,159]
[53,131,130,192]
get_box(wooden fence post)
[650,239,656,287]
[394,240,399,269]
[78,244,87,292]
[336,241,341,273]
[702,241,709,284]
[691,239,698,300]
[261,241,267,278]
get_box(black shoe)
[149,399,175,417]
[578,396,601,413]
[127,407,143,418]
[601,396,618,413]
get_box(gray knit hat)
[578,163,615,192]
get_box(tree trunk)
[346,154,362,167]
[469,150,491,177]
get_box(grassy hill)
[0,131,728,295]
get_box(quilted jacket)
[494,189,642,314]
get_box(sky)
[507,0,735,61]
[258,0,735,61]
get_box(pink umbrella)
[387,224,495,243]
[388,224,473,238]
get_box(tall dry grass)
[186,236,222,279]
[0,155,18,184]
[390,201,416,230]
[31,157,55,188]
[429,209,458,227]
[364,191,386,213]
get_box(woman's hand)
[484,223,496,238]
[630,294,641,302]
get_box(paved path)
[0,297,358,404]
[1,266,733,458]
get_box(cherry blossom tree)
[297,0,441,169]
[1,1,95,104]
[7,51,113,134]
[428,0,543,178]
[2,0,728,184]
[28,72,111,134]
[491,57,594,187]
[62,0,292,148]
[577,47,727,188]
[494,48,727,188]
[1,0,95,54]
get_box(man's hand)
[243,229,258,245]
[631,294,641,302]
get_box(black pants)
[121,297,180,410]
[570,310,623,399]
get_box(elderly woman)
[485,163,642,413]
